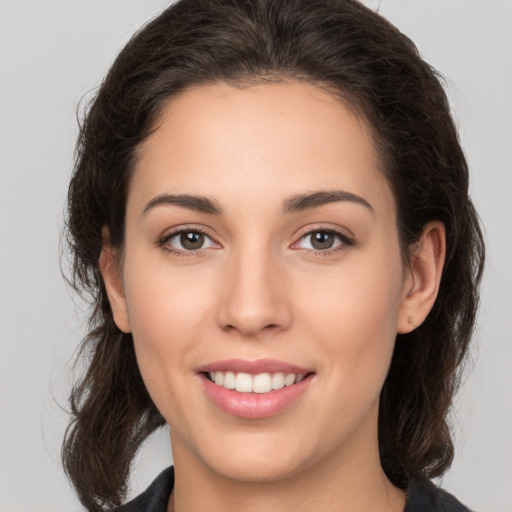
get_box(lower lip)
[199,374,314,419]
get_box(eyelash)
[157,226,355,258]
[157,227,215,258]
[293,227,355,256]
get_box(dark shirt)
[116,466,473,511]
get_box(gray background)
[1,1,510,510]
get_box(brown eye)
[180,231,205,250]
[161,229,218,254]
[309,230,336,250]
[295,229,354,253]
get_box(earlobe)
[397,221,446,334]
[99,229,131,333]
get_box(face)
[107,81,415,483]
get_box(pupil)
[181,231,204,250]
[312,231,334,250]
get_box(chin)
[208,450,309,484]
[184,424,315,484]
[204,438,356,487]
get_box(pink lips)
[197,358,312,375]
[197,358,314,420]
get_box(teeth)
[284,373,295,386]
[271,372,285,390]
[253,373,272,393]
[209,371,307,393]
[223,371,236,390]
[235,372,253,392]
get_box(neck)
[168,417,405,512]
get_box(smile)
[198,359,315,419]
[207,371,307,393]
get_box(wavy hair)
[62,0,485,509]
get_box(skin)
[100,81,445,512]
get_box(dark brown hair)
[63,0,485,510]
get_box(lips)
[197,359,314,419]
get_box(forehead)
[130,80,394,219]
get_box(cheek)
[298,249,404,379]
[121,257,217,398]
[124,258,213,338]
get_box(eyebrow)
[282,190,374,215]
[143,194,224,215]
[142,190,373,216]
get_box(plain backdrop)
[0,1,511,511]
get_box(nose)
[216,246,292,337]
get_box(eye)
[293,229,354,252]
[160,229,218,254]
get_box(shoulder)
[405,476,474,512]
[113,467,474,512]
[114,466,174,512]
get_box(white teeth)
[235,372,253,392]
[253,373,272,393]
[223,371,236,390]
[271,372,285,390]
[207,371,307,393]
[284,373,296,386]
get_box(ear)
[397,221,446,334]
[99,227,131,333]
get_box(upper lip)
[197,358,314,375]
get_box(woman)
[62,0,485,511]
